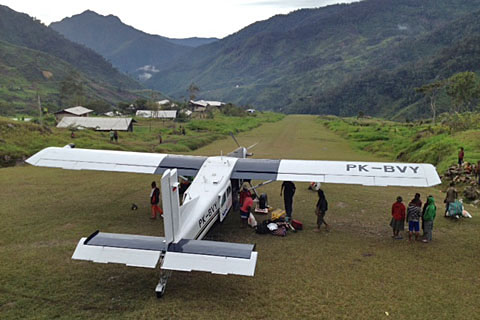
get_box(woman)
[314,189,329,232]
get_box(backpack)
[256,220,271,234]
[259,193,268,209]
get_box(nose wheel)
[155,270,171,298]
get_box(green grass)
[1,115,479,319]
[0,112,284,167]
[321,115,480,173]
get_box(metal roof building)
[57,117,135,131]
[54,106,94,121]
[135,110,177,119]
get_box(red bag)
[291,219,303,230]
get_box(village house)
[189,100,225,112]
[54,106,93,121]
[135,110,177,119]
[56,117,136,132]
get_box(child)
[150,181,163,219]
[422,196,436,243]
[407,194,422,241]
[390,196,405,239]
[314,189,329,232]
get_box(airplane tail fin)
[161,169,181,244]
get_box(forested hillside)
[144,0,480,118]
[50,11,217,81]
[0,5,144,115]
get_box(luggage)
[256,220,271,234]
[448,200,463,217]
[259,193,268,209]
[291,219,303,230]
[271,209,286,221]
[272,226,287,237]
[248,213,257,228]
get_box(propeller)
[229,132,241,148]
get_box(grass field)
[1,115,479,319]
[0,112,283,166]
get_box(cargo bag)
[291,219,303,230]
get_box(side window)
[227,186,232,195]
[221,193,226,206]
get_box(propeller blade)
[247,142,258,150]
[229,132,241,148]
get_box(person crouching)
[240,193,255,228]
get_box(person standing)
[444,182,458,216]
[476,160,480,184]
[458,147,464,166]
[390,196,406,239]
[150,181,163,219]
[407,194,422,241]
[314,189,329,232]
[114,130,119,143]
[109,129,114,142]
[280,181,296,222]
[422,196,436,243]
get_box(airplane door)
[218,191,230,223]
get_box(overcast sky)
[0,0,360,38]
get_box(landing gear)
[155,270,171,298]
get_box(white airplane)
[26,143,441,297]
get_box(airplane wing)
[231,158,441,187]
[26,146,206,176]
[72,231,257,276]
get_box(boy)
[390,196,405,239]
[407,195,422,241]
[150,181,163,219]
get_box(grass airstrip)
[1,115,479,319]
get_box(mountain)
[167,37,219,48]
[144,0,480,117]
[0,5,144,115]
[50,11,218,81]
[305,10,480,119]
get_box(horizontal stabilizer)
[72,232,166,268]
[161,239,257,276]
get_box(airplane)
[25,142,441,297]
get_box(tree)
[59,70,85,106]
[85,100,111,114]
[445,71,480,113]
[415,79,446,125]
[188,83,200,101]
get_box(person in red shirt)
[390,196,406,239]
[240,192,256,228]
[239,186,251,209]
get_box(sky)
[0,0,360,38]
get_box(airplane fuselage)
[175,156,238,241]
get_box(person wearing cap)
[390,196,406,239]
